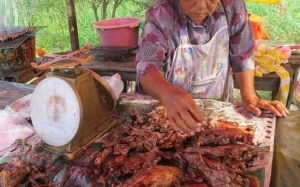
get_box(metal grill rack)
[88,46,138,62]
[0,26,44,49]
[0,33,34,49]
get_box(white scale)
[30,66,117,159]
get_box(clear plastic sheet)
[5,94,31,120]
[0,94,34,153]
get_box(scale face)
[30,77,82,147]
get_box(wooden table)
[0,81,35,109]
[1,80,299,186]
[83,52,300,109]
[0,80,277,186]
[83,56,136,88]
[285,51,300,108]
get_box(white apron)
[167,15,233,101]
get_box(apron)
[167,15,233,101]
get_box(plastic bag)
[0,110,34,152]
[6,94,32,120]
[0,94,35,152]
[102,73,124,100]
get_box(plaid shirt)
[135,0,255,91]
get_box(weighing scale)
[30,65,117,159]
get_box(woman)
[135,0,289,136]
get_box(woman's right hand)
[160,86,208,136]
[139,71,207,136]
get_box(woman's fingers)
[245,103,262,116]
[267,100,289,117]
[242,96,289,117]
[167,106,207,136]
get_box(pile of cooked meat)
[91,105,259,187]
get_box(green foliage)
[1,0,298,53]
[246,0,300,44]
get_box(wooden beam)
[66,0,79,51]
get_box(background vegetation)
[1,0,299,53]
[246,0,300,44]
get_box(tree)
[91,0,155,21]
[91,0,124,21]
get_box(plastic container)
[93,17,142,48]
[248,13,270,43]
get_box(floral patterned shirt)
[135,0,255,91]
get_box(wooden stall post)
[66,0,79,51]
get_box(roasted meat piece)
[120,165,183,187]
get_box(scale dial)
[30,77,82,147]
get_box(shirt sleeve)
[222,0,256,72]
[135,2,177,92]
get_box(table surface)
[0,81,35,109]
[0,80,276,186]
[0,80,299,187]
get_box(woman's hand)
[242,93,290,117]
[235,69,289,117]
[139,71,207,136]
[160,86,208,136]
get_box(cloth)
[254,43,290,101]
[270,110,300,187]
[135,0,256,92]
[167,14,233,100]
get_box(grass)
[245,0,300,44]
